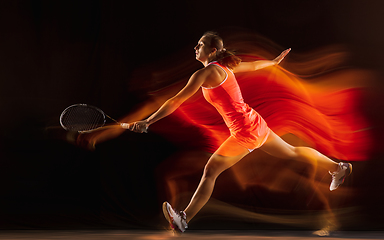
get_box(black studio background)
[0,0,383,230]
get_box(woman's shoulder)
[203,63,226,76]
[195,63,227,86]
[194,64,217,76]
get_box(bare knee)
[202,151,247,180]
[203,159,228,180]
[203,162,220,180]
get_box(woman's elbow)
[166,97,184,109]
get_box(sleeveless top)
[201,62,270,150]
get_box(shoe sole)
[339,163,352,186]
[347,163,352,176]
[162,202,179,232]
[340,163,353,181]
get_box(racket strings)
[61,105,106,132]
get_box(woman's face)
[194,37,215,63]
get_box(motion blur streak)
[81,39,374,161]
[164,49,374,161]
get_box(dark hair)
[202,31,241,69]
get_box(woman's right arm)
[121,69,208,133]
[233,48,291,73]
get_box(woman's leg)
[260,131,348,234]
[260,131,339,172]
[183,136,250,222]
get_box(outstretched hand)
[121,120,148,133]
[273,48,291,65]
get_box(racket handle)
[120,123,148,133]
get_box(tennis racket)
[60,104,122,133]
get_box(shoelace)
[177,210,187,221]
[328,170,337,178]
[329,167,346,180]
[328,163,344,177]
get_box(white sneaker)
[162,202,188,232]
[329,162,352,191]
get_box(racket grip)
[120,123,148,133]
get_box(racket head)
[60,104,106,133]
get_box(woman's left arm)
[121,69,207,133]
[233,48,291,73]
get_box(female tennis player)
[121,31,352,232]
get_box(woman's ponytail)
[216,48,241,70]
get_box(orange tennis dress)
[202,62,270,151]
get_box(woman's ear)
[207,48,218,62]
[209,48,217,58]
